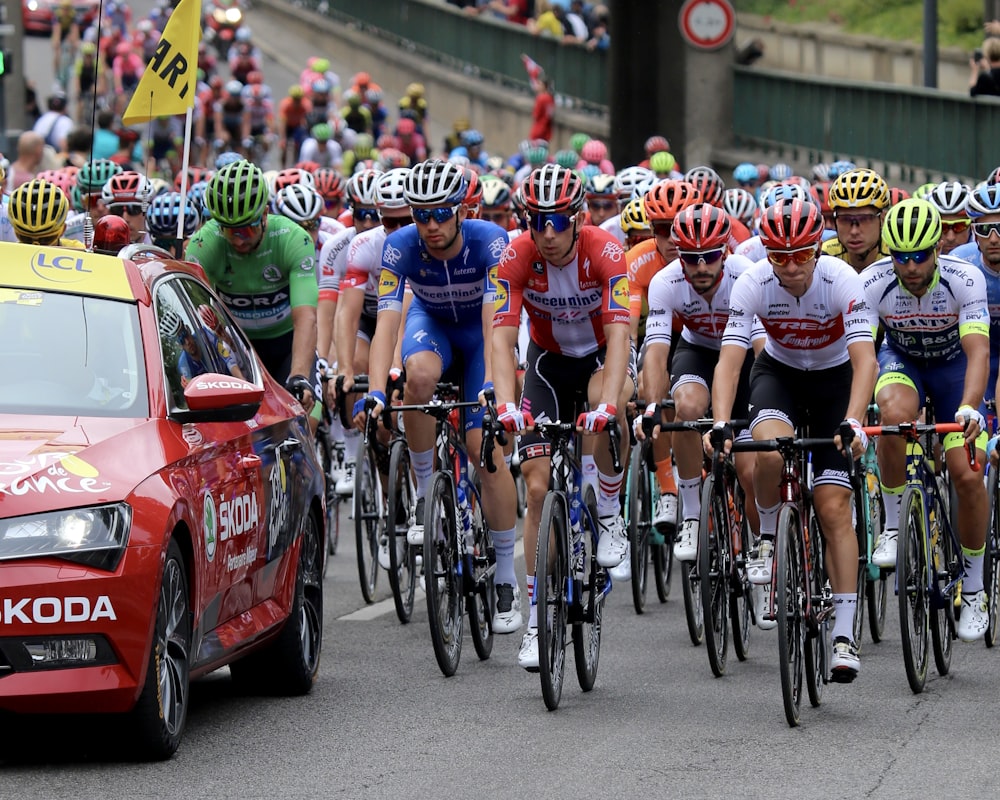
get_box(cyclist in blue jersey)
[354,159,523,634]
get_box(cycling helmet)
[188,180,209,213]
[641,179,701,222]
[173,165,211,191]
[352,133,375,161]
[364,88,382,106]
[311,123,332,142]
[307,169,341,203]
[524,143,549,167]
[733,162,758,184]
[77,158,123,194]
[632,175,658,200]
[614,166,656,199]
[295,159,322,174]
[9,179,69,238]
[585,173,618,198]
[379,148,411,170]
[214,151,243,170]
[102,171,155,207]
[34,169,73,198]
[311,78,331,95]
[912,181,936,200]
[579,164,601,182]
[811,162,831,182]
[461,129,484,147]
[158,307,183,338]
[722,187,757,225]
[275,183,324,223]
[554,149,579,169]
[581,139,609,166]
[619,197,651,234]
[649,151,677,175]
[273,167,314,192]
[827,159,857,179]
[809,181,833,213]
[888,187,911,206]
[224,79,243,97]
[377,168,411,210]
[881,198,941,252]
[346,168,381,206]
[925,182,970,216]
[149,177,171,197]
[521,164,585,215]
[569,132,590,155]
[769,162,793,181]
[197,304,221,332]
[146,192,202,238]
[463,167,483,208]
[965,183,1000,218]
[671,203,731,251]
[644,135,670,156]
[683,166,725,206]
[987,166,1000,185]
[204,160,269,226]
[828,168,890,211]
[288,84,305,99]
[481,177,512,208]
[758,198,824,250]
[245,70,264,86]
[761,181,810,209]
[92,215,131,255]
[404,159,467,206]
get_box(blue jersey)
[378,218,508,324]
[946,242,1000,402]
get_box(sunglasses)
[528,212,576,233]
[973,221,1000,238]
[324,198,342,210]
[298,218,320,232]
[679,249,725,266]
[19,233,59,246]
[353,207,380,223]
[411,205,460,224]
[588,199,615,210]
[834,212,880,227]
[380,215,409,231]
[220,217,265,240]
[890,248,935,265]
[112,204,144,216]
[482,211,510,224]
[651,221,674,237]
[766,247,818,267]
[941,219,970,234]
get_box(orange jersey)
[627,238,667,320]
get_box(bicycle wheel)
[573,486,606,692]
[775,505,804,727]
[386,439,417,624]
[651,494,674,602]
[628,444,652,614]
[424,472,464,677]
[986,466,1000,648]
[353,443,381,604]
[536,491,568,710]
[803,512,828,706]
[898,487,929,693]
[851,489,867,649]
[730,487,752,662]
[467,491,495,661]
[866,467,888,643]
[699,475,729,677]
[929,487,955,676]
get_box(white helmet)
[275,183,323,223]
[723,187,758,225]
[404,159,466,206]
[614,166,655,199]
[926,181,971,216]
[346,168,382,207]
[377,168,411,210]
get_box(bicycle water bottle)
[456,482,473,543]
[569,489,585,579]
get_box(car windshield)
[0,288,148,417]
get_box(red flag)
[521,53,544,82]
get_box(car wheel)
[128,537,191,760]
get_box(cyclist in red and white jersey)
[707,198,877,682]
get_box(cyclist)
[480,176,516,233]
[491,164,633,669]
[353,159,521,631]
[101,170,156,244]
[145,191,203,257]
[8,179,85,248]
[860,198,990,641]
[185,160,320,418]
[707,198,877,681]
[723,187,758,231]
[583,173,619,228]
[619,197,652,251]
[821,167,891,272]
[278,85,313,168]
[299,123,343,173]
[925,181,973,256]
[214,80,249,157]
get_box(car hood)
[0,416,187,514]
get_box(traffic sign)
[678,0,735,51]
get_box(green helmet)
[311,122,332,141]
[912,181,937,200]
[204,160,269,226]
[553,149,578,169]
[882,198,941,252]
[353,133,375,160]
[77,158,122,193]
[525,144,549,167]
[650,151,677,175]
[569,132,590,155]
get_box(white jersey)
[317,225,356,299]
[0,203,17,243]
[645,253,756,349]
[599,214,626,246]
[340,224,391,318]
[735,234,766,264]
[299,138,343,171]
[723,254,873,370]
[319,215,345,236]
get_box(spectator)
[92,109,120,161]
[8,132,46,190]
[563,1,589,40]
[467,0,534,25]
[529,76,554,142]
[970,36,1000,97]
[62,125,93,168]
[33,92,74,152]
[110,127,141,171]
[585,4,610,50]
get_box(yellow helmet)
[619,197,650,233]
[9,179,68,240]
[828,168,890,211]
[406,82,425,97]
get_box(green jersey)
[185,215,318,340]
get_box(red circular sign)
[679,0,735,51]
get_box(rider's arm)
[285,225,321,379]
[640,268,676,406]
[710,344,747,424]
[492,324,519,407]
[334,286,362,375]
[844,339,878,424]
[600,321,630,409]
[959,332,990,412]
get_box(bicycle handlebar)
[862,421,979,471]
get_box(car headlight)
[0,504,131,571]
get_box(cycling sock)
[597,468,623,517]
[343,428,361,466]
[882,483,903,530]
[581,454,597,498]
[757,501,780,538]
[492,526,517,585]
[962,546,986,594]
[831,593,857,641]
[655,455,677,494]
[678,477,701,521]
[410,447,435,497]
[526,574,537,627]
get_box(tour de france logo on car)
[204,492,218,562]
[608,275,630,311]
[0,452,111,497]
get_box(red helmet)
[245,70,264,85]
[173,166,211,192]
[642,179,701,222]
[683,166,725,207]
[644,135,670,157]
[197,304,221,332]
[312,168,344,202]
[521,164,585,214]
[92,215,131,255]
[888,187,911,206]
[274,168,309,191]
[671,203,731,251]
[397,117,416,135]
[580,139,608,165]
[810,181,833,214]
[293,160,320,174]
[758,198,824,250]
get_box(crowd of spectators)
[444,0,609,51]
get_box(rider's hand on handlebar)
[497,402,533,434]
[352,390,385,430]
[633,402,659,441]
[577,403,616,434]
[478,381,495,408]
[955,405,986,445]
[836,417,867,460]
[704,420,733,459]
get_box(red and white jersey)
[723,254,872,370]
[341,224,391,318]
[645,252,757,350]
[494,226,630,357]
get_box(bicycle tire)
[425,472,464,677]
[353,444,381,604]
[986,465,1000,648]
[536,491,568,710]
[699,476,729,677]
[804,511,828,706]
[467,488,495,661]
[851,489,867,649]
[775,505,804,727]
[929,483,954,676]
[628,445,652,614]
[651,525,674,602]
[866,468,888,643]
[573,485,605,692]
[386,439,417,624]
[898,487,929,693]
[730,485,752,662]
[313,427,336,577]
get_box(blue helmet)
[214,151,243,170]
[827,159,857,180]
[461,129,484,147]
[965,184,1000,218]
[769,162,793,181]
[146,192,202,238]
[733,162,758,184]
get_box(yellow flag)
[121,0,202,125]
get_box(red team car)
[0,244,326,759]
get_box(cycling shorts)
[670,339,754,432]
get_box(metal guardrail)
[733,65,1000,183]
[296,0,608,114]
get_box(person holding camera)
[970,35,1000,96]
